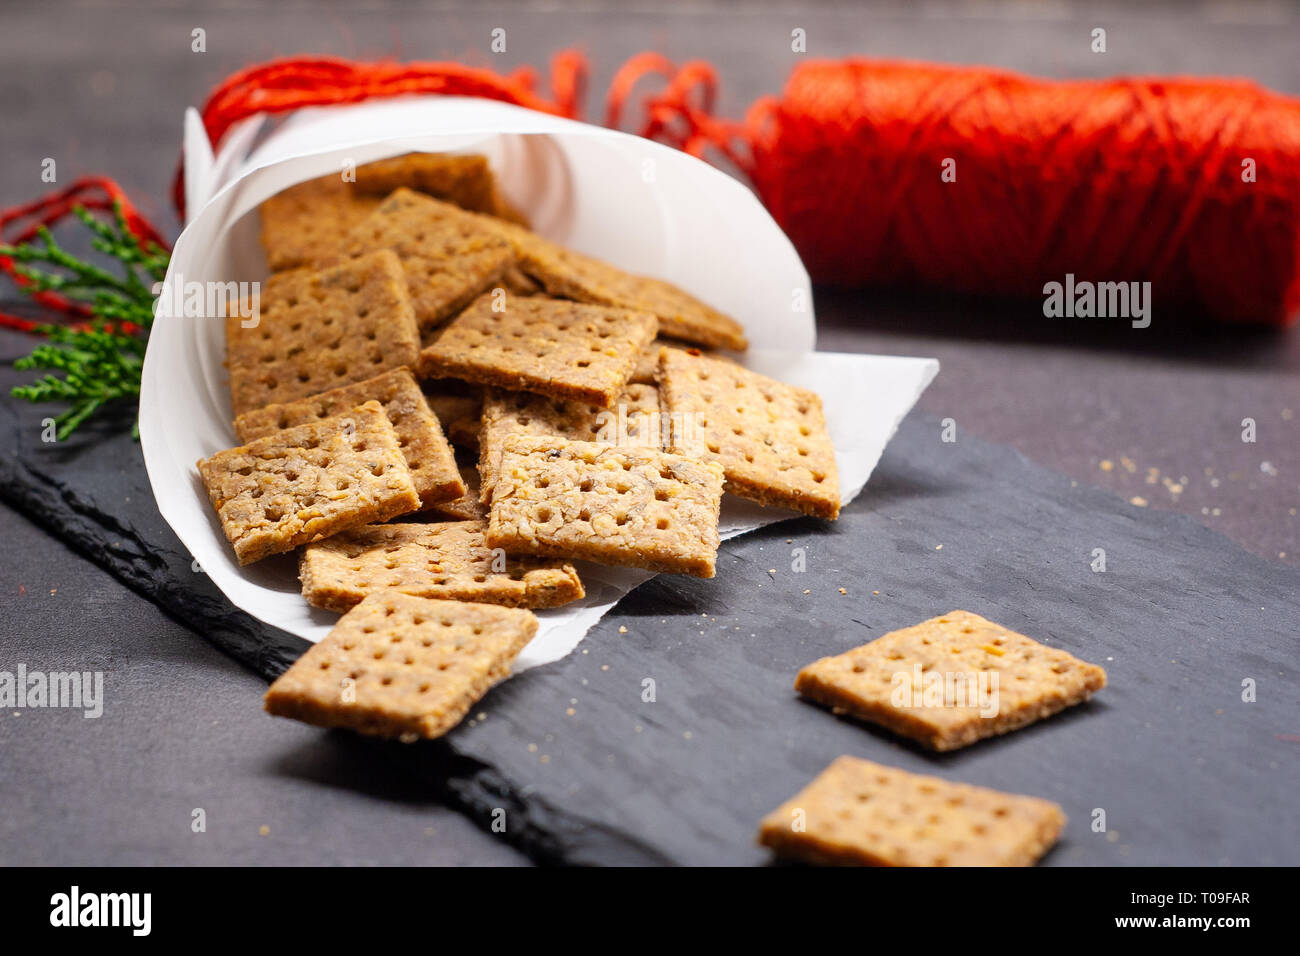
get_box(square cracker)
[264,593,537,740]
[659,348,840,519]
[197,401,420,565]
[757,755,1066,866]
[486,435,724,577]
[258,176,383,273]
[418,294,657,408]
[299,518,584,612]
[225,249,420,417]
[425,465,487,522]
[340,188,513,330]
[795,611,1107,751]
[486,223,747,351]
[233,368,463,508]
[477,384,660,505]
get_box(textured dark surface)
[1,0,1298,866]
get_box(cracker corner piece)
[342,187,513,330]
[795,611,1107,751]
[486,435,724,577]
[757,756,1066,866]
[233,367,463,508]
[225,249,420,418]
[264,593,537,741]
[197,401,420,566]
[418,294,657,408]
[258,175,383,272]
[299,518,584,612]
[659,348,840,519]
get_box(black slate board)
[2,352,1297,865]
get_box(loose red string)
[5,51,1300,335]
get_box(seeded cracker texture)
[481,220,748,351]
[299,518,584,612]
[339,188,513,330]
[757,756,1066,867]
[795,611,1107,751]
[486,435,725,577]
[477,384,661,504]
[233,368,463,508]
[659,347,841,519]
[264,593,537,741]
[418,294,657,408]
[224,249,421,418]
[196,402,420,566]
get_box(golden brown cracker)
[258,176,383,273]
[197,401,420,565]
[757,756,1066,866]
[264,593,537,740]
[659,348,840,519]
[225,250,420,418]
[417,294,657,408]
[486,435,724,577]
[795,611,1107,751]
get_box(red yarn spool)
[646,59,1300,327]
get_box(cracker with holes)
[757,755,1066,867]
[197,401,420,565]
[225,249,420,418]
[264,593,537,740]
[234,368,463,508]
[340,188,513,330]
[659,348,840,519]
[486,435,725,577]
[258,176,384,273]
[795,611,1107,751]
[418,294,657,408]
[299,518,584,612]
[487,224,748,351]
[478,384,661,505]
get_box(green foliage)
[2,203,168,440]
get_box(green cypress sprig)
[2,202,168,440]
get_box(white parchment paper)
[138,97,938,669]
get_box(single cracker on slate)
[233,368,463,508]
[477,384,660,505]
[417,294,657,408]
[795,611,1107,751]
[757,756,1066,867]
[659,347,840,519]
[486,224,748,351]
[300,518,583,612]
[197,401,420,566]
[264,593,537,741]
[340,187,513,330]
[486,435,725,577]
[225,249,420,418]
[258,176,383,273]
[425,465,486,522]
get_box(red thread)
[622,57,1300,327]
[0,177,168,333]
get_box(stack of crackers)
[195,153,842,747]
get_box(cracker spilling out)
[659,347,840,519]
[478,384,661,505]
[299,518,584,612]
[225,249,420,417]
[264,593,537,740]
[197,401,420,565]
[757,755,1066,867]
[494,226,748,351]
[418,293,657,408]
[795,611,1107,751]
[234,368,463,508]
[486,435,725,577]
[341,188,513,330]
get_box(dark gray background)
[0,0,1296,865]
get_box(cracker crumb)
[838,587,847,595]
[803,589,811,594]
[527,743,538,753]
[1130,496,1148,507]
[259,825,270,837]
[1099,459,1114,472]
[618,625,627,634]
